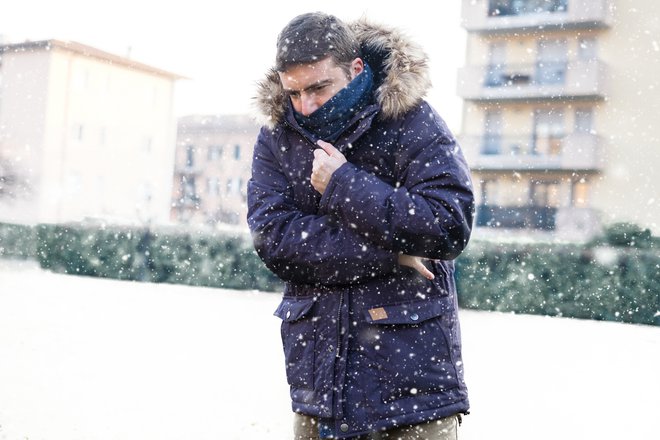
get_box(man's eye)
[288,92,300,99]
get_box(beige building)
[458,0,660,239]
[0,40,181,225]
[171,115,258,229]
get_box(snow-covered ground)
[1,259,658,440]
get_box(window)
[530,180,561,207]
[207,145,223,161]
[533,108,565,155]
[571,178,590,207]
[578,38,597,61]
[574,108,593,133]
[482,110,502,154]
[485,42,507,87]
[234,144,241,160]
[536,39,567,85]
[489,0,568,17]
[185,145,195,167]
[480,179,500,206]
[226,176,242,195]
[181,176,197,198]
[71,124,84,141]
[207,177,220,196]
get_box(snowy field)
[1,259,658,440]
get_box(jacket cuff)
[318,162,355,215]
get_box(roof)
[0,39,186,80]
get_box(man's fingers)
[317,140,338,156]
[413,260,435,280]
[313,148,327,159]
[398,254,435,280]
[413,258,435,280]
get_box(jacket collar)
[254,18,432,128]
[283,102,380,153]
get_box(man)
[248,12,474,439]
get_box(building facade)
[171,115,258,229]
[458,0,660,239]
[0,40,180,225]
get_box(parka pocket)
[362,298,459,402]
[274,296,316,390]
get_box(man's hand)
[398,254,435,280]
[311,140,347,195]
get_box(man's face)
[279,57,363,117]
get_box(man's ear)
[350,58,364,79]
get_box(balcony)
[476,205,601,236]
[175,163,203,175]
[459,133,603,171]
[476,205,557,230]
[457,59,607,101]
[174,194,201,209]
[462,0,612,33]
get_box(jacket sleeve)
[247,128,398,285]
[318,105,475,260]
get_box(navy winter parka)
[247,19,475,439]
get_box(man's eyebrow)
[283,79,333,94]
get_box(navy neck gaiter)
[293,62,374,143]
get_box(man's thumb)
[317,140,338,156]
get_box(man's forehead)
[280,72,332,87]
[279,60,339,88]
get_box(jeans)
[293,413,459,440]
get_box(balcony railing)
[488,0,568,17]
[476,205,601,235]
[462,0,612,32]
[459,133,603,171]
[174,194,201,209]
[457,59,607,101]
[175,163,203,175]
[476,205,557,230]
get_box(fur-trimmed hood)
[254,19,432,127]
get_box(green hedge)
[590,222,660,249]
[35,223,282,292]
[2,221,658,326]
[0,221,36,259]
[455,240,660,326]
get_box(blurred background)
[2,0,658,237]
[0,0,468,228]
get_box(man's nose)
[300,94,318,116]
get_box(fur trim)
[253,68,286,127]
[253,18,431,127]
[350,19,432,120]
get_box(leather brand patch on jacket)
[368,307,388,321]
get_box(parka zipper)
[282,119,349,360]
[336,291,344,358]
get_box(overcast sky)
[1,0,467,131]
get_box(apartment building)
[171,115,259,228]
[458,0,660,239]
[0,40,180,225]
